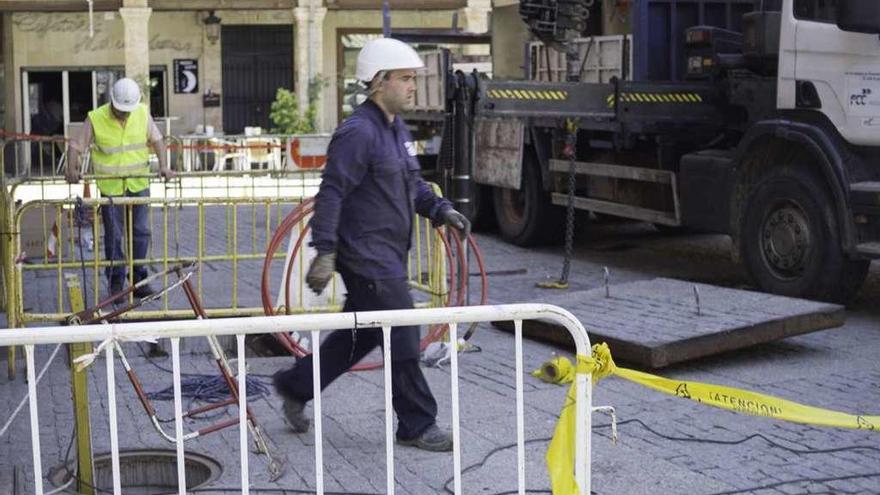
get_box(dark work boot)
[281,396,310,433]
[132,272,156,299]
[133,282,156,299]
[273,371,310,433]
[109,278,125,305]
[397,424,453,452]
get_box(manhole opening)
[51,449,222,494]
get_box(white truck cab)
[779,0,880,145]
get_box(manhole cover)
[51,449,222,494]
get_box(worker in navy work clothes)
[273,37,470,452]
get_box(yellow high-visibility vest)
[88,103,151,196]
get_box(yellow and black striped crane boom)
[477,79,725,134]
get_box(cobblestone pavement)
[2,215,879,494]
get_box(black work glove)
[442,208,471,238]
[306,252,336,295]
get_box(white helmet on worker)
[355,37,425,84]
[110,78,142,113]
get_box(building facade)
[0,0,491,136]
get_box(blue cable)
[146,374,271,404]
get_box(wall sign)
[173,59,199,94]
[203,91,221,107]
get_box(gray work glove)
[65,166,81,184]
[306,252,336,295]
[158,167,176,181]
[442,208,471,238]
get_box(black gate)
[221,25,293,134]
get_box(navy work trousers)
[275,266,438,440]
[101,188,150,285]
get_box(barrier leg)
[65,273,95,494]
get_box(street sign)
[173,59,199,94]
[203,91,221,107]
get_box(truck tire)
[740,167,868,303]
[493,154,563,246]
[653,223,691,235]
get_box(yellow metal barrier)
[65,273,96,494]
[1,143,449,377]
[0,135,67,178]
[10,188,444,318]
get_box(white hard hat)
[355,37,425,83]
[110,78,142,112]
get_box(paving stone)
[3,230,880,494]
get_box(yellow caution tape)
[537,343,880,431]
[546,373,581,495]
[531,355,575,384]
[536,280,570,290]
[544,351,611,495]
[541,343,879,495]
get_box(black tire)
[653,223,691,235]
[493,154,564,246]
[740,167,868,303]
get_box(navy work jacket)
[309,99,451,279]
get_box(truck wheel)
[740,167,868,303]
[493,155,563,246]
[653,223,691,235]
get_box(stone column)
[459,0,491,57]
[4,13,16,132]
[118,6,152,86]
[294,5,328,131]
[202,14,223,132]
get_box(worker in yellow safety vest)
[66,77,175,299]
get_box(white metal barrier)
[0,304,593,495]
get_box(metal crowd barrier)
[0,133,68,178]
[3,175,443,319]
[171,133,331,172]
[0,132,330,179]
[0,135,445,380]
[0,304,594,495]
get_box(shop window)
[94,69,124,108]
[149,69,167,118]
[337,30,383,123]
[27,72,64,136]
[24,67,167,139]
[68,71,93,123]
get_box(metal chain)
[558,41,581,287]
[538,37,582,290]
[560,129,577,286]
[538,119,578,290]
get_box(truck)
[400,0,880,303]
